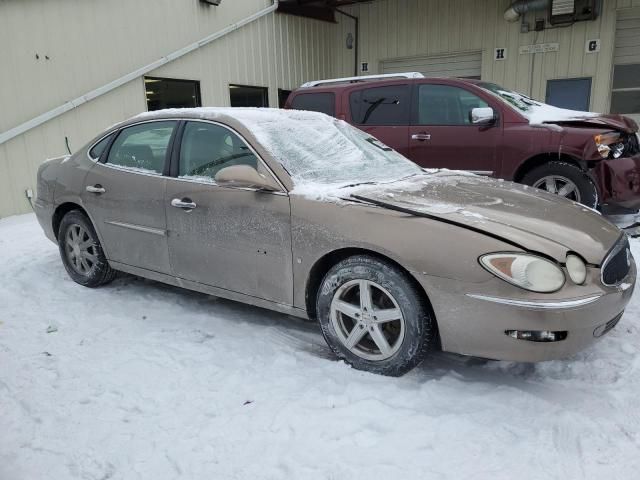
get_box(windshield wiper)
[339,181,378,189]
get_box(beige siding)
[0,1,332,218]
[330,0,625,113]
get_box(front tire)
[522,161,598,208]
[316,255,436,376]
[58,210,116,288]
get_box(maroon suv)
[285,74,640,212]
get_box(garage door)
[611,8,640,122]
[381,51,482,79]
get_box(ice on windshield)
[235,109,422,191]
[478,82,598,126]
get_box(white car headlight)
[480,253,565,293]
[566,254,587,285]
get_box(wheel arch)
[304,247,440,346]
[512,153,584,183]
[52,202,90,240]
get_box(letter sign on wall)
[494,48,507,61]
[586,39,601,54]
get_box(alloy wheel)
[532,175,581,202]
[329,279,405,361]
[64,223,98,276]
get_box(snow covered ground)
[2,213,640,480]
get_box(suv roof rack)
[300,72,425,88]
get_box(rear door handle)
[411,133,431,141]
[86,184,106,194]
[171,198,197,210]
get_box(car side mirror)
[470,107,496,125]
[214,165,278,191]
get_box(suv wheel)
[316,255,436,376]
[522,161,598,208]
[58,210,117,288]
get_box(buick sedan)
[35,108,636,376]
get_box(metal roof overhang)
[277,0,373,22]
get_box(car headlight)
[480,253,565,293]
[566,254,587,285]
[594,132,625,159]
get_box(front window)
[179,122,258,180]
[477,82,537,113]
[416,84,488,125]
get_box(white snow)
[2,213,640,479]
[490,88,599,126]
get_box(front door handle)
[86,184,106,194]
[171,198,197,210]
[411,133,431,141]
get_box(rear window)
[89,133,114,160]
[349,85,410,125]
[290,93,336,116]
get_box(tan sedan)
[35,108,636,376]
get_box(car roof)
[292,76,482,94]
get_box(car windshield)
[476,82,541,113]
[233,109,423,189]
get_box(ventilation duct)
[504,0,550,22]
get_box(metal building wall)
[330,0,635,114]
[0,0,333,218]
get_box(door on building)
[545,78,592,111]
[408,83,499,172]
[229,85,269,107]
[381,51,482,79]
[82,120,178,274]
[165,120,293,304]
[611,8,640,123]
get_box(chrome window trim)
[170,118,288,194]
[465,293,603,310]
[86,118,179,166]
[601,235,631,287]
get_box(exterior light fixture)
[346,32,354,50]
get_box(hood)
[352,172,621,264]
[542,114,638,133]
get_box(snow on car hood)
[351,171,621,264]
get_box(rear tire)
[521,161,598,208]
[316,255,436,376]
[58,210,116,288]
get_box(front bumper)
[594,153,640,209]
[417,261,636,362]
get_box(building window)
[278,89,292,108]
[229,85,269,107]
[144,77,201,111]
[546,78,592,111]
[610,64,640,116]
[291,92,336,117]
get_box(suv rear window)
[349,85,410,125]
[290,93,335,116]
